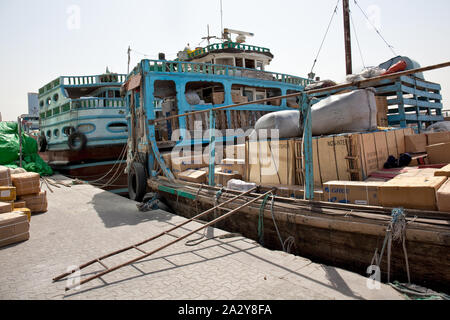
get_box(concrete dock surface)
[0,175,404,300]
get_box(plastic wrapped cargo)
[253,110,301,139]
[253,88,377,138]
[227,179,257,192]
[311,88,377,135]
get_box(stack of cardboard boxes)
[0,166,30,247]
[322,131,450,212]
[405,131,450,165]
[0,166,49,248]
[162,144,246,187]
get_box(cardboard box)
[0,211,30,248]
[434,164,450,177]
[176,169,207,183]
[11,172,40,196]
[426,142,450,164]
[247,140,296,185]
[0,186,16,202]
[19,191,48,213]
[0,201,13,214]
[426,132,450,146]
[231,94,248,104]
[224,144,245,160]
[212,92,225,104]
[214,172,241,186]
[13,200,26,209]
[436,179,450,212]
[0,166,11,186]
[221,158,245,176]
[405,134,427,153]
[375,96,388,127]
[170,154,208,173]
[323,181,385,206]
[13,208,31,222]
[378,176,447,211]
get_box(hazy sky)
[0,0,449,121]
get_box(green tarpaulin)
[0,121,53,176]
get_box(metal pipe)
[64,188,273,290]
[53,186,257,282]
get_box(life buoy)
[67,131,87,151]
[128,161,147,202]
[38,132,47,152]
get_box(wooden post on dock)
[343,0,353,75]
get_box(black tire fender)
[67,131,87,151]
[38,132,47,152]
[128,162,147,202]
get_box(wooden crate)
[309,75,443,131]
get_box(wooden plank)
[374,131,388,169]
[312,138,322,188]
[333,135,351,181]
[317,137,338,185]
[394,128,406,155]
[359,132,378,177]
[385,130,398,158]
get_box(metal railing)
[187,42,271,59]
[39,98,125,119]
[144,59,312,87]
[39,74,127,95]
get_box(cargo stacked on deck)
[0,166,46,248]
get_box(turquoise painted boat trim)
[40,115,126,129]
[56,159,127,170]
[108,188,129,194]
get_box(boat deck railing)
[187,42,271,59]
[39,97,125,120]
[141,59,313,87]
[39,74,127,95]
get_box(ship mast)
[343,0,352,75]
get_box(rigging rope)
[309,0,341,76]
[349,8,366,68]
[353,0,398,56]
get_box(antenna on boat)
[201,24,218,45]
[127,46,131,74]
[220,0,224,40]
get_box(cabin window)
[39,100,44,108]
[62,126,75,137]
[77,123,95,134]
[243,89,254,102]
[256,61,263,70]
[255,89,266,101]
[267,88,283,106]
[244,59,255,69]
[46,130,51,138]
[53,93,59,102]
[185,81,224,105]
[235,58,244,68]
[107,122,128,133]
[215,57,234,66]
[286,90,300,108]
[46,97,52,105]
[53,129,59,137]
